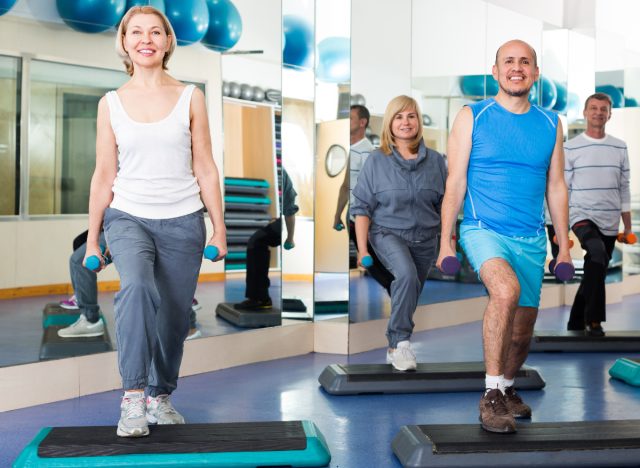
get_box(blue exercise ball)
[460,75,498,97]
[625,96,638,107]
[552,80,568,113]
[126,0,165,13]
[316,37,350,83]
[165,0,209,46]
[56,0,126,33]
[537,76,557,110]
[596,85,624,108]
[202,0,242,52]
[0,0,18,16]
[283,15,313,69]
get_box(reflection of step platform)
[42,303,81,328]
[216,302,281,328]
[39,322,112,361]
[14,420,331,467]
[319,362,545,395]
[530,330,640,352]
[314,300,348,314]
[610,358,640,386]
[283,298,307,312]
[392,420,640,467]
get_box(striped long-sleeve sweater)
[564,132,630,236]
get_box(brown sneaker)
[504,386,532,418]
[479,389,517,433]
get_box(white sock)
[485,374,505,394]
[503,377,515,389]
[123,390,144,400]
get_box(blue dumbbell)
[361,255,373,268]
[85,245,111,272]
[283,240,294,250]
[204,245,219,261]
[335,222,345,231]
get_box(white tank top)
[106,84,204,219]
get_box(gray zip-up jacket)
[351,140,446,237]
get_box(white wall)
[0,15,224,289]
[351,0,412,115]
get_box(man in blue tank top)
[437,40,572,433]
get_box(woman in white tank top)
[84,5,226,438]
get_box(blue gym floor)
[2,294,640,466]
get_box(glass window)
[28,60,128,215]
[0,55,20,216]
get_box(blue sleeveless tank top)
[462,98,558,237]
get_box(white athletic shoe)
[117,393,149,437]
[185,328,202,341]
[386,340,417,371]
[59,295,79,310]
[146,395,185,425]
[57,315,104,338]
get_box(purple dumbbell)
[440,255,461,275]
[549,259,575,281]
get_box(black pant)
[568,220,616,327]
[245,218,281,301]
[349,221,394,294]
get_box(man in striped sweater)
[565,92,633,336]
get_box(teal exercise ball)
[537,76,557,110]
[0,0,18,16]
[126,0,165,12]
[56,0,126,33]
[316,37,350,83]
[202,0,242,52]
[625,97,638,107]
[460,75,498,97]
[283,15,313,69]
[552,80,568,113]
[596,85,624,108]
[165,0,209,46]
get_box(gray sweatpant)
[369,226,437,348]
[104,207,205,396]
[69,231,106,323]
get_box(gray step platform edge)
[392,423,640,468]
[530,330,640,352]
[215,302,281,328]
[318,363,545,395]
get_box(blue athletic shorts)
[459,224,547,308]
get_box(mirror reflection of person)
[235,168,298,310]
[565,93,632,336]
[58,230,202,340]
[333,104,393,294]
[85,6,226,438]
[351,96,446,372]
[437,40,570,434]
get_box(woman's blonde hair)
[115,6,176,76]
[380,95,424,155]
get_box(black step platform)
[283,298,307,312]
[15,420,330,467]
[530,330,640,352]
[39,324,113,360]
[319,362,545,395]
[392,420,640,467]
[42,303,80,328]
[216,302,281,328]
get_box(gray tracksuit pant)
[69,232,106,323]
[104,207,205,396]
[369,225,438,348]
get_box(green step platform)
[14,420,330,467]
[609,357,640,386]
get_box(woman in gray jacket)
[351,95,446,371]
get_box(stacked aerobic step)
[609,358,640,386]
[224,177,273,271]
[39,303,112,360]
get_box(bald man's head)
[495,40,538,68]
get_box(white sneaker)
[386,340,417,371]
[57,315,104,338]
[191,298,202,312]
[185,328,202,341]
[146,395,185,425]
[117,393,149,437]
